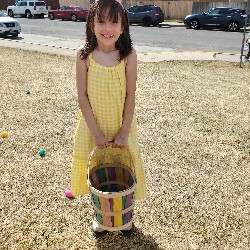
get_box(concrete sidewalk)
[0,35,245,63]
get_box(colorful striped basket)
[87,146,136,231]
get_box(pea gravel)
[0,47,250,250]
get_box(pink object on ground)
[64,189,74,199]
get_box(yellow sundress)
[70,53,146,200]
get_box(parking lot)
[1,13,248,55]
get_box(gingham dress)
[70,53,147,200]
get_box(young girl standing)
[66,0,147,237]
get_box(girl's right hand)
[92,131,109,149]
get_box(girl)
[66,0,147,237]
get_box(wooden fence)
[0,0,248,20]
[58,0,247,19]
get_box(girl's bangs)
[96,2,122,22]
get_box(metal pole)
[240,0,250,68]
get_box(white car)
[7,1,48,19]
[0,12,21,37]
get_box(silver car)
[0,12,21,37]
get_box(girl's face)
[92,8,123,49]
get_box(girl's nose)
[104,22,112,30]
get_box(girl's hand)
[112,131,129,148]
[92,131,109,149]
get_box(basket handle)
[87,143,135,188]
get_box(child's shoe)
[64,189,74,199]
[91,219,108,238]
[119,223,134,237]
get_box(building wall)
[45,0,60,9]
[0,0,15,10]
[59,0,91,8]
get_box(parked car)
[183,7,247,32]
[7,1,48,18]
[0,12,21,37]
[127,5,164,27]
[48,6,88,22]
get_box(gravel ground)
[0,47,250,250]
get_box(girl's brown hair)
[80,0,132,61]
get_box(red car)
[48,6,88,22]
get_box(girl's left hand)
[112,131,129,148]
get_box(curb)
[0,37,76,51]
[0,37,242,57]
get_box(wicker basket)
[88,146,136,231]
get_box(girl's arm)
[76,49,109,148]
[113,49,137,147]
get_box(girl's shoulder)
[76,45,90,68]
[125,48,137,67]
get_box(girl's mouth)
[102,34,114,39]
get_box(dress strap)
[89,53,94,63]
[86,53,93,69]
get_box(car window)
[128,6,137,12]
[76,6,84,10]
[35,2,46,6]
[206,9,220,14]
[128,6,140,13]
[20,2,27,6]
[141,6,150,12]
[208,9,220,14]
[218,9,231,14]
[29,2,34,6]
[233,9,246,14]
[154,7,163,13]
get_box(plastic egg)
[39,149,45,156]
[2,131,8,138]
[64,189,74,198]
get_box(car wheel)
[143,17,152,27]
[71,14,78,22]
[25,10,32,18]
[49,13,55,20]
[8,10,14,17]
[189,19,200,29]
[227,21,239,32]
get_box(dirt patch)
[0,47,250,249]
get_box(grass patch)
[0,47,250,249]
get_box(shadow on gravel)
[95,227,164,250]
